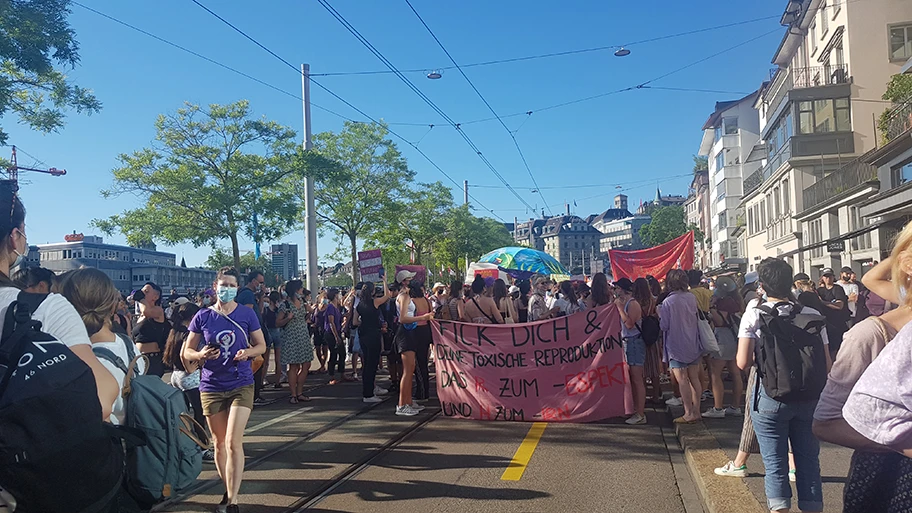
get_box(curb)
[667,408,766,513]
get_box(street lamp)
[427,69,443,79]
[614,48,631,57]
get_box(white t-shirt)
[738,300,830,346]
[0,288,92,347]
[92,334,144,425]
[838,281,859,316]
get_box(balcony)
[743,132,856,197]
[802,158,878,213]
[880,100,912,142]
[764,65,851,121]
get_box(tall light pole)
[463,180,469,277]
[302,64,319,291]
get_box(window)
[810,21,818,55]
[724,117,739,135]
[890,24,912,61]
[832,0,841,18]
[820,2,828,37]
[714,125,722,142]
[850,206,872,250]
[782,179,790,213]
[773,186,781,218]
[715,150,725,172]
[719,212,727,229]
[892,159,912,187]
[809,219,824,258]
[748,208,754,235]
[798,98,851,134]
[760,200,767,228]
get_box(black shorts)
[395,325,423,354]
[313,326,326,346]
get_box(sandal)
[673,416,699,424]
[329,379,341,385]
[297,395,311,402]
[289,397,299,404]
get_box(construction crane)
[6,146,66,191]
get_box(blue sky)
[6,0,783,267]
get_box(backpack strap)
[209,306,251,348]
[0,291,49,398]
[92,346,129,375]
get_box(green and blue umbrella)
[478,247,571,280]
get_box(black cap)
[821,268,835,277]
[841,266,854,274]
[794,272,810,282]
[613,278,634,292]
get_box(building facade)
[698,91,762,269]
[540,215,603,273]
[270,243,299,282]
[34,234,215,294]
[741,0,912,275]
[684,170,712,269]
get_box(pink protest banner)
[432,305,631,422]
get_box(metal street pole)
[302,64,320,291]
[464,180,469,277]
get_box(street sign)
[826,240,845,253]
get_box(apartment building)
[271,243,299,281]
[540,215,604,273]
[684,170,712,269]
[698,91,762,269]
[860,58,912,251]
[741,0,912,275]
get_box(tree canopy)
[639,205,688,247]
[93,100,315,269]
[0,0,101,145]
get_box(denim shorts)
[268,328,282,349]
[624,337,646,366]
[669,358,700,369]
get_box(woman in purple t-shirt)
[182,267,266,513]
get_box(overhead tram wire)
[310,13,783,77]
[404,0,551,215]
[72,1,357,123]
[469,172,695,190]
[184,0,507,220]
[312,0,537,212]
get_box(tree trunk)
[349,233,359,284]
[229,231,241,271]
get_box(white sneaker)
[396,405,419,416]
[363,396,383,404]
[374,386,389,396]
[665,396,683,407]
[724,406,743,417]
[714,461,747,478]
[410,403,426,412]
[702,407,726,419]
[625,413,647,425]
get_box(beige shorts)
[200,384,254,416]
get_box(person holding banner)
[614,278,648,425]
[464,275,504,324]
[659,269,703,424]
[356,280,391,403]
[529,275,556,321]
[493,279,518,324]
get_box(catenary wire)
[311,13,783,76]
[186,0,507,220]
[313,0,537,212]
[403,0,551,215]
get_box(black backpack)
[637,315,661,346]
[754,302,828,404]
[0,291,126,513]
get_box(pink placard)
[432,305,632,423]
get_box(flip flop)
[289,397,299,404]
[297,395,311,402]
[673,416,700,424]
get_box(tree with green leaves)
[204,246,280,286]
[639,205,688,247]
[435,205,515,272]
[879,73,912,141]
[366,181,454,266]
[693,155,708,174]
[94,100,312,269]
[0,0,101,146]
[306,121,414,281]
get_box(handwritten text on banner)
[432,305,631,423]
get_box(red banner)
[608,231,694,282]
[433,305,632,422]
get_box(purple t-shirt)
[324,303,342,334]
[189,305,261,393]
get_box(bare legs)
[398,351,416,407]
[206,405,252,505]
[629,365,646,417]
[672,364,702,421]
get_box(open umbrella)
[478,247,571,280]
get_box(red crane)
[6,146,66,191]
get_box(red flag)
[608,231,695,281]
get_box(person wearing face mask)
[277,280,314,404]
[132,281,171,377]
[183,266,266,513]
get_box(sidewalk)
[669,384,850,512]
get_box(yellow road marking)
[501,422,547,481]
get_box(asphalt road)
[159,371,703,513]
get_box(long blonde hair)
[58,268,121,336]
[891,221,912,307]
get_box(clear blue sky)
[5,0,783,267]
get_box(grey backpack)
[93,337,209,508]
